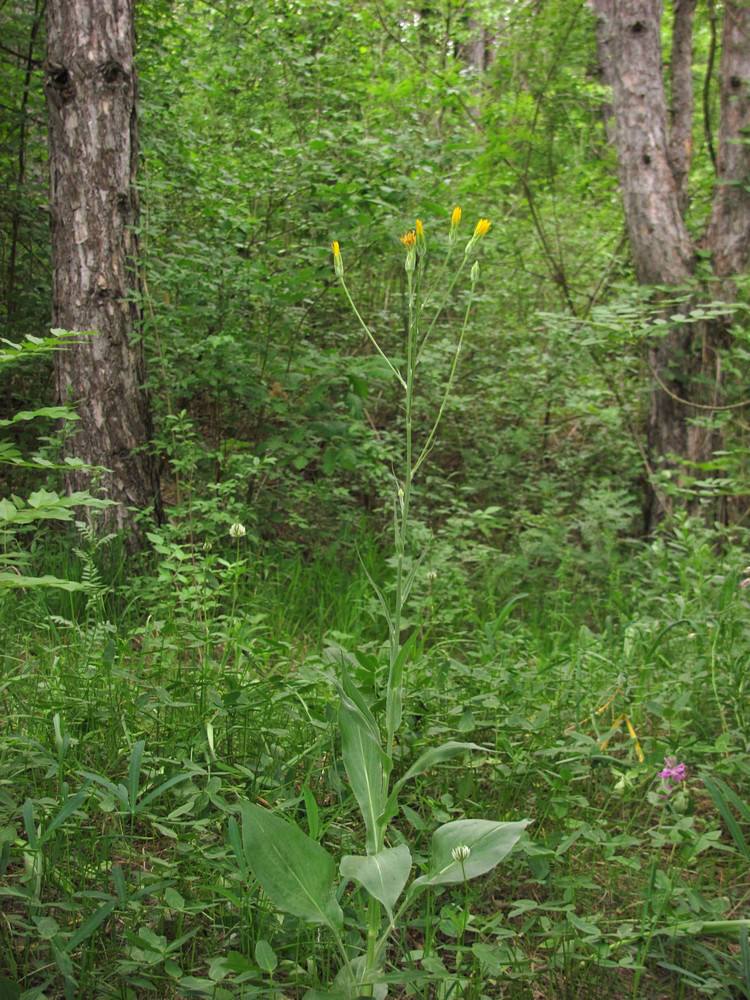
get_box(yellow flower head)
[331,240,343,277]
[400,230,416,249]
[449,206,462,246]
[474,218,491,238]
[415,218,426,255]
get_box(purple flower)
[657,757,687,793]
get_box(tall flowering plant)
[229,212,528,999]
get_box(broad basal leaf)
[340,845,411,919]
[412,818,530,888]
[239,800,343,931]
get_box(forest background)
[1,1,750,999]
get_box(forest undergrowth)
[3,0,750,996]
[1,463,750,1000]
[1,220,749,1000]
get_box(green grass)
[1,518,749,1000]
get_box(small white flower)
[426,569,438,581]
[451,844,471,863]
[229,522,246,539]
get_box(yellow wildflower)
[331,240,343,277]
[400,230,416,273]
[449,206,461,246]
[474,218,491,238]
[415,218,426,255]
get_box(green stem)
[710,623,729,734]
[412,283,475,477]
[386,266,416,750]
[339,276,407,389]
[416,252,470,364]
[364,894,382,995]
[329,926,356,985]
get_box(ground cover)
[1,516,748,999]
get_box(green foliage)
[0,1,49,337]
[2,1,750,997]
[0,331,115,591]
[2,510,750,998]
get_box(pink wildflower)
[657,757,687,793]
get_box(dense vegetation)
[1,2,749,998]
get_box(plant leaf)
[379,741,484,826]
[340,845,412,919]
[394,741,485,794]
[0,573,84,591]
[386,629,418,746]
[239,800,343,931]
[128,741,146,816]
[339,696,387,855]
[66,900,115,952]
[254,938,278,974]
[702,775,750,858]
[36,789,89,848]
[227,816,247,881]
[412,818,530,888]
[332,955,387,999]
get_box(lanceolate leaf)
[393,741,485,795]
[239,800,343,931]
[379,741,484,827]
[0,573,84,591]
[340,845,412,919]
[339,697,387,855]
[340,669,380,741]
[386,630,418,746]
[412,818,530,888]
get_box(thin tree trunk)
[593,0,750,530]
[668,0,697,213]
[7,0,45,334]
[707,2,750,283]
[44,0,162,549]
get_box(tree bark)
[44,0,161,549]
[593,0,750,530]
[6,0,46,336]
[707,2,750,282]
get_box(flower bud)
[331,241,343,278]
[449,206,461,246]
[464,218,492,256]
[451,844,471,863]
[415,218,426,255]
[470,261,479,285]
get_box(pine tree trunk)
[593,0,750,530]
[44,0,161,550]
